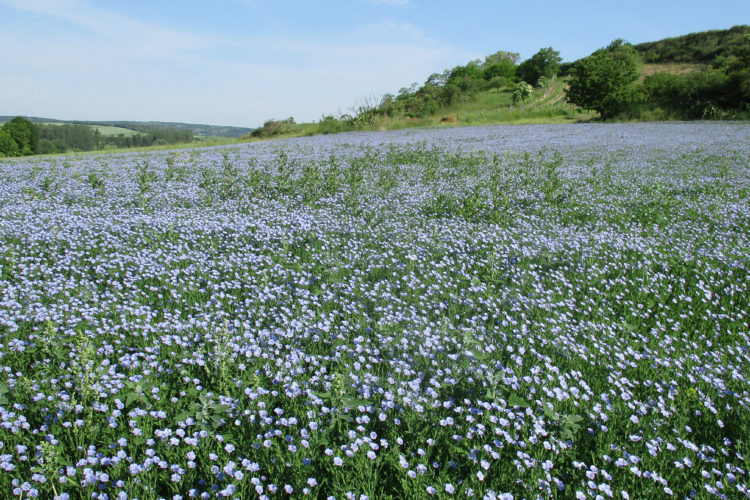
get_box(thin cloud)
[0,0,472,126]
[0,0,220,56]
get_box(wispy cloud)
[0,0,472,126]
[0,0,220,57]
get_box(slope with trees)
[566,26,749,120]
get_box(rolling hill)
[0,117,253,138]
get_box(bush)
[1,116,38,155]
[251,117,297,138]
[643,72,687,116]
[483,61,516,81]
[0,129,19,157]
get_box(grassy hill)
[248,25,748,141]
[634,25,750,64]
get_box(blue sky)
[1,0,748,127]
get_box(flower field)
[0,123,749,499]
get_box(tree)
[37,138,58,155]
[565,40,640,120]
[0,129,19,157]
[512,81,534,110]
[517,47,562,86]
[1,116,39,155]
[483,60,516,81]
[425,70,451,87]
[483,50,520,66]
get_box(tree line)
[0,118,194,157]
[357,47,563,121]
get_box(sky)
[1,0,748,128]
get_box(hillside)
[634,25,750,64]
[0,117,253,138]
[248,24,748,140]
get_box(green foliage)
[512,81,534,109]
[250,117,297,138]
[642,72,687,116]
[635,25,750,64]
[104,126,193,148]
[449,63,485,82]
[37,123,99,152]
[0,128,19,157]
[1,116,38,155]
[629,26,750,119]
[642,67,745,119]
[317,115,352,135]
[2,121,195,156]
[566,40,641,120]
[483,61,516,82]
[517,47,562,86]
[483,50,520,66]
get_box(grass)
[0,122,748,499]
[638,62,709,81]
[243,80,589,143]
[90,125,140,137]
[38,123,141,137]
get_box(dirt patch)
[640,63,708,81]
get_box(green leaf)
[543,403,557,420]
[508,394,529,408]
[174,411,194,423]
[564,414,583,426]
[125,392,141,407]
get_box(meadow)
[0,122,748,499]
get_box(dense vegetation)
[0,117,39,157]
[635,25,750,64]
[250,25,749,140]
[568,26,750,120]
[565,40,641,120]
[0,118,195,157]
[0,123,748,498]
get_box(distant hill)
[0,116,253,138]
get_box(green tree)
[37,138,57,155]
[0,129,19,157]
[1,116,39,155]
[566,40,640,120]
[483,61,516,81]
[512,81,534,110]
[483,50,520,66]
[517,47,562,86]
[425,69,452,87]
